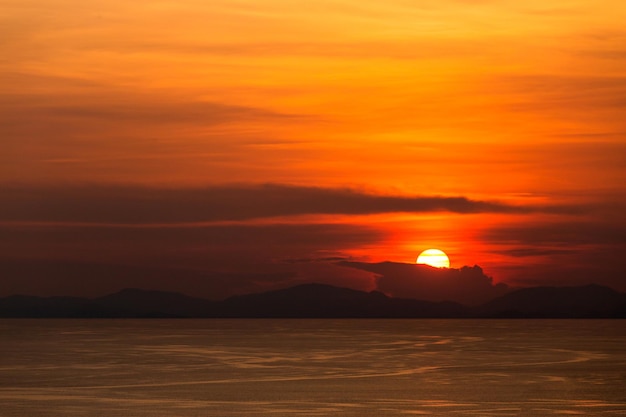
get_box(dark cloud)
[0,222,383,264]
[495,260,626,293]
[340,261,510,306]
[0,258,296,300]
[0,184,577,224]
[483,220,626,246]
[482,220,626,291]
[282,256,353,264]
[496,247,574,258]
[0,221,382,297]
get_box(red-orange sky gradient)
[2,0,625,301]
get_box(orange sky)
[1,0,625,298]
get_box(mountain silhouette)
[479,284,626,318]
[1,283,625,318]
[217,283,467,318]
[94,288,216,317]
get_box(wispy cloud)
[485,74,626,128]
[0,184,580,224]
[483,220,626,246]
[0,91,299,128]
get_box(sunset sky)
[2,0,625,301]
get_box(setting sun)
[417,249,450,268]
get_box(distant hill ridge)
[478,284,626,318]
[1,283,625,318]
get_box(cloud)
[0,258,297,300]
[0,221,384,263]
[0,90,298,131]
[340,261,510,305]
[283,256,353,264]
[70,38,494,61]
[493,259,626,293]
[483,220,626,246]
[496,247,574,258]
[481,219,626,291]
[488,75,626,120]
[0,220,384,297]
[0,184,576,224]
[584,48,626,61]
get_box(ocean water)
[0,319,625,416]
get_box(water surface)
[1,319,625,416]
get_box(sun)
[416,249,450,268]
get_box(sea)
[1,319,625,416]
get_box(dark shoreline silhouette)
[1,283,625,318]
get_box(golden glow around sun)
[416,249,450,268]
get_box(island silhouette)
[1,282,625,318]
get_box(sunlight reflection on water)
[0,319,625,416]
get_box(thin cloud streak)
[0,92,301,127]
[0,184,582,224]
